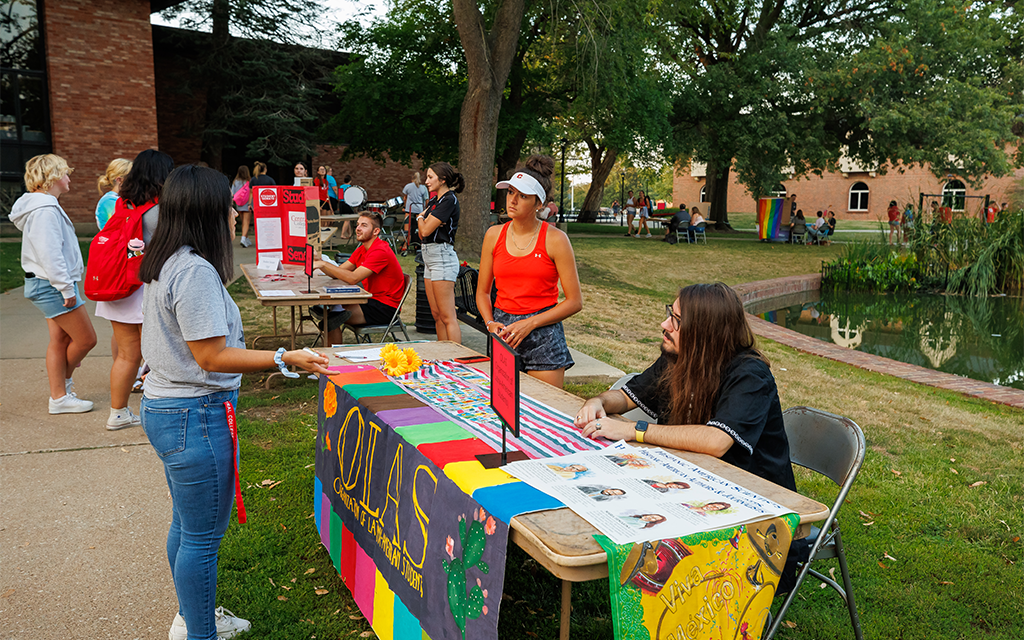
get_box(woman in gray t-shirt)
[138,165,329,640]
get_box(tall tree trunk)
[202,0,230,170]
[494,127,529,217]
[452,0,527,260]
[705,157,732,230]
[578,139,617,222]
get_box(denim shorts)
[421,242,459,282]
[25,278,85,319]
[494,305,574,371]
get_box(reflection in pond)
[758,291,1024,390]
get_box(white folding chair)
[766,406,866,639]
[686,222,707,245]
[341,274,413,344]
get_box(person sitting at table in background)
[538,198,558,223]
[806,210,828,244]
[402,171,427,253]
[686,206,705,243]
[95,157,132,229]
[788,209,806,243]
[477,155,583,388]
[417,162,464,344]
[12,154,98,414]
[662,204,689,243]
[574,282,807,588]
[314,165,333,214]
[827,210,837,239]
[312,211,405,346]
[138,165,330,640]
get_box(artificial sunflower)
[381,348,410,376]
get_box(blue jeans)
[142,390,238,640]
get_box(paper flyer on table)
[504,441,792,544]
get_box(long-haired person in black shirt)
[415,162,464,343]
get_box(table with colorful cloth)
[313,341,829,640]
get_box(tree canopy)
[661,0,1023,227]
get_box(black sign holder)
[301,243,315,294]
[477,333,528,468]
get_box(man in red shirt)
[313,212,406,345]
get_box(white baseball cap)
[495,171,546,201]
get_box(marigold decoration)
[324,381,338,418]
[379,343,424,376]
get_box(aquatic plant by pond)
[762,290,1024,390]
[822,208,1024,296]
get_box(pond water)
[755,290,1024,390]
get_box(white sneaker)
[49,393,94,414]
[646,233,652,238]
[168,607,251,640]
[65,378,78,397]
[106,407,141,431]
[240,236,252,248]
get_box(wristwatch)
[634,420,649,444]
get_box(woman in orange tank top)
[476,155,583,388]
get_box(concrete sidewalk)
[0,243,621,639]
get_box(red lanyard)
[224,401,247,524]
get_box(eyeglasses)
[665,304,681,330]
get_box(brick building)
[673,160,1023,222]
[2,0,166,223]
[2,0,421,223]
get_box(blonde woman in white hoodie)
[11,154,97,414]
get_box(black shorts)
[362,298,398,325]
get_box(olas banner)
[595,513,799,640]
[316,377,508,640]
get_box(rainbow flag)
[757,197,786,240]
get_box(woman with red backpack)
[93,149,174,430]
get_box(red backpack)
[84,198,158,301]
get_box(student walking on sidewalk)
[10,154,97,414]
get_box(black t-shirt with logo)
[622,350,796,491]
[422,191,459,245]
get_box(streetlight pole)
[559,138,568,224]
[620,170,625,226]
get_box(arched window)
[942,180,966,211]
[848,182,869,211]
[770,184,787,198]
[699,186,708,203]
